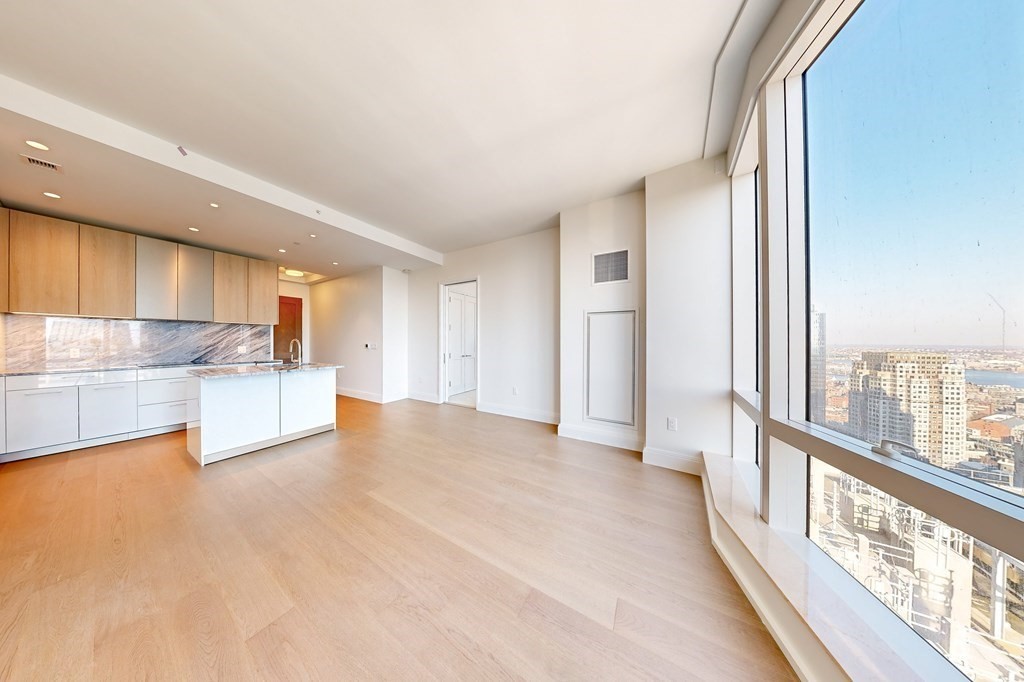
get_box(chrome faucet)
[289,338,302,364]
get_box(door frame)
[438,277,480,404]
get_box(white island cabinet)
[186,364,341,466]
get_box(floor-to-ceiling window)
[754,0,1024,678]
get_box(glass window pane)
[810,457,1024,679]
[805,0,1024,498]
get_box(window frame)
[755,0,1024,559]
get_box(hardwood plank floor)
[0,397,795,680]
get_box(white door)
[447,293,465,396]
[462,297,477,391]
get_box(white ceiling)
[0,0,756,266]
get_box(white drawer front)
[138,377,197,406]
[80,382,138,440]
[7,373,92,390]
[137,364,250,381]
[6,387,79,451]
[138,399,197,430]
[79,370,138,386]
[137,367,194,381]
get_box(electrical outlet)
[69,348,80,359]
[667,417,678,431]
[237,345,247,354]
[512,386,519,396]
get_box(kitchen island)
[186,362,342,466]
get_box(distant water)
[966,370,1024,388]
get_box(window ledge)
[701,452,959,681]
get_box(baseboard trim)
[557,423,642,452]
[477,401,558,425]
[408,391,441,404]
[336,387,383,403]
[642,446,701,475]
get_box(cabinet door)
[213,252,248,323]
[247,258,279,325]
[10,211,79,315]
[0,209,9,312]
[6,386,79,451]
[80,224,136,318]
[79,381,138,439]
[177,244,214,321]
[136,236,178,320]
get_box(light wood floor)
[0,397,795,680]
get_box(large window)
[806,0,1024,498]
[745,0,1024,677]
[810,458,1024,679]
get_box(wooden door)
[446,292,465,395]
[10,211,79,315]
[247,258,279,324]
[273,296,302,360]
[79,224,136,318]
[213,251,248,323]
[462,296,477,391]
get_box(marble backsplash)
[0,314,272,371]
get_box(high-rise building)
[809,309,826,425]
[848,351,967,468]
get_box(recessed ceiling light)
[209,202,219,208]
[309,234,317,238]
[284,269,304,277]
[278,249,287,253]
[26,140,49,151]
[332,261,339,265]
[188,226,200,232]
[42,191,61,199]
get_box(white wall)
[381,266,409,403]
[558,191,646,451]
[644,155,733,473]
[407,228,559,423]
[278,280,311,362]
[311,267,384,402]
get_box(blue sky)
[806,0,1024,347]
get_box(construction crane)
[988,293,1007,352]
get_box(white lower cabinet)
[138,399,198,430]
[80,382,138,440]
[7,386,79,452]
[138,371,200,429]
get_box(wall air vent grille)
[19,154,64,173]
[593,250,628,284]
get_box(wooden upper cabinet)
[177,244,214,322]
[80,225,136,318]
[0,209,9,312]
[247,259,279,325]
[10,211,79,315]
[136,236,178,320]
[213,251,248,323]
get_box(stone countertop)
[0,361,283,377]
[188,363,344,380]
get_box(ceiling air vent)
[594,250,628,284]
[20,154,64,174]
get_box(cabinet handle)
[167,402,187,407]
[93,385,126,391]
[24,390,64,396]
[167,380,187,384]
